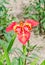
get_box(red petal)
[6,22,17,32]
[25,19,39,27]
[18,31,30,45]
[24,23,32,32]
[14,25,22,34]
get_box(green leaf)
[23,14,30,18]
[0,39,8,47]
[43,22,45,29]
[29,15,38,21]
[40,0,44,4]
[0,61,3,65]
[12,17,19,22]
[18,57,23,65]
[30,58,39,65]
[11,57,18,65]
[3,45,11,65]
[3,0,9,4]
[31,45,37,50]
[0,27,3,30]
[0,0,9,4]
[41,18,45,23]
[7,34,16,52]
[40,60,45,65]
[4,33,11,42]
[0,44,11,65]
[29,53,38,59]
[10,47,23,55]
[27,44,37,52]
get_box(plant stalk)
[23,45,27,65]
[28,40,30,47]
[39,0,42,35]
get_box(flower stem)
[22,45,27,65]
[28,40,30,47]
[23,45,27,55]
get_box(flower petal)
[13,24,22,34]
[6,22,17,32]
[24,22,32,32]
[18,31,30,45]
[25,19,39,27]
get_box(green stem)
[3,46,11,65]
[39,0,42,35]
[28,40,30,47]
[22,45,27,65]
[23,45,27,55]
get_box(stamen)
[20,21,24,27]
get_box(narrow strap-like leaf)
[7,34,16,52]
[3,45,11,65]
[40,60,45,65]
[30,58,39,65]
[0,61,3,65]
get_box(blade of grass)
[7,34,16,52]
[40,60,45,65]
[0,40,11,65]
[30,58,39,65]
[3,45,11,65]
[0,61,3,65]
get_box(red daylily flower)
[6,19,39,45]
